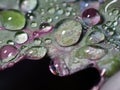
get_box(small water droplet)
[31,21,38,27]
[106,21,112,26]
[50,3,54,6]
[80,0,100,11]
[82,8,101,26]
[26,12,35,20]
[87,31,105,44]
[57,9,64,15]
[48,7,56,14]
[65,11,71,16]
[7,40,15,45]
[14,32,28,44]
[62,2,67,7]
[44,38,52,44]
[113,21,118,27]
[33,38,42,46]
[112,9,119,15]
[102,24,108,30]
[40,9,45,15]
[26,46,47,60]
[19,0,38,12]
[39,22,50,29]
[47,18,53,23]
[66,6,73,12]
[0,45,19,62]
[55,16,59,20]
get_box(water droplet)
[75,46,107,60]
[47,18,53,23]
[87,31,105,44]
[54,19,82,46]
[44,38,52,44]
[14,32,28,44]
[82,8,101,26]
[7,40,15,45]
[39,22,50,29]
[0,45,19,62]
[55,16,59,20]
[80,0,100,11]
[106,21,112,26]
[56,9,64,15]
[48,7,56,14]
[112,9,119,15]
[40,9,45,15]
[66,6,73,12]
[0,10,26,30]
[113,21,118,27]
[26,12,36,20]
[62,2,67,7]
[31,21,38,27]
[33,38,42,46]
[102,24,108,30]
[26,46,47,60]
[19,0,38,12]
[65,11,71,16]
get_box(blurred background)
[0,56,100,90]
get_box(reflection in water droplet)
[20,0,38,12]
[39,22,50,29]
[14,32,28,44]
[7,40,15,45]
[0,45,19,62]
[26,46,47,60]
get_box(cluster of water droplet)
[0,0,120,78]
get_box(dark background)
[0,56,100,90]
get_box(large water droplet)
[82,8,101,26]
[54,19,82,46]
[26,46,47,60]
[0,45,19,62]
[0,10,26,30]
[19,0,38,12]
[14,31,28,44]
[75,45,107,60]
